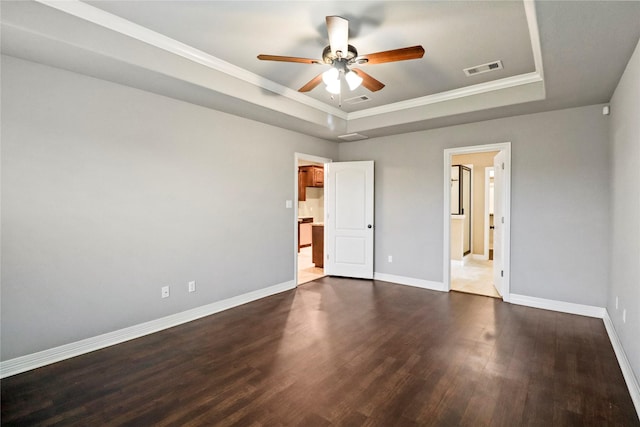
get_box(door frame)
[483,166,494,261]
[294,153,332,286]
[464,164,473,256]
[443,142,512,302]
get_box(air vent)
[345,95,371,105]
[463,60,503,77]
[338,133,369,142]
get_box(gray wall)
[608,39,640,385]
[0,52,625,366]
[0,56,338,360]
[339,104,610,307]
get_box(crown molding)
[524,0,545,83]
[348,1,545,121]
[35,0,348,120]
[347,72,542,120]
[35,0,545,129]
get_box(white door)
[325,161,374,279]
[493,151,504,297]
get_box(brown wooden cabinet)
[298,168,307,202]
[298,165,324,201]
[309,166,324,187]
[312,224,324,267]
[298,217,313,252]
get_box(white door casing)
[294,152,332,286]
[443,142,510,302]
[493,151,505,297]
[462,165,472,255]
[325,161,374,279]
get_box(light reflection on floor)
[297,246,325,285]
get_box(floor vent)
[345,95,371,104]
[338,133,369,142]
[464,60,503,77]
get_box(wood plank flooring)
[2,277,638,426]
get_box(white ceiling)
[2,1,639,141]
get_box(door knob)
[367,224,373,229]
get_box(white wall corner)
[374,272,446,292]
[0,280,296,378]
[603,310,640,417]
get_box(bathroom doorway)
[443,143,511,301]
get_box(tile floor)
[451,256,501,298]
[297,246,325,285]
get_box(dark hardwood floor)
[2,277,638,426]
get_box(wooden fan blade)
[360,45,425,65]
[326,16,349,57]
[299,73,324,92]
[257,54,322,65]
[352,68,385,92]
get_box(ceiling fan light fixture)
[345,70,363,90]
[258,16,425,97]
[322,68,339,85]
[325,79,341,94]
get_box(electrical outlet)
[616,296,619,310]
[623,309,626,324]
[388,255,393,263]
[161,286,170,299]
[188,281,196,293]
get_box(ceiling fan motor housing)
[323,44,359,65]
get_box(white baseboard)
[509,294,606,318]
[603,310,640,416]
[3,280,638,420]
[0,280,295,378]
[374,272,446,292]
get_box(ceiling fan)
[257,16,425,96]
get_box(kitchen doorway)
[295,153,330,285]
[443,143,511,301]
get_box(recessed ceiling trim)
[524,0,545,84]
[338,133,368,141]
[32,0,545,134]
[35,0,348,120]
[347,1,545,120]
[347,72,542,120]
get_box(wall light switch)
[285,200,293,209]
[188,281,196,293]
[623,309,626,324]
[388,255,393,263]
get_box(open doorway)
[295,153,331,285]
[443,143,511,301]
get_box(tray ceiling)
[2,1,639,140]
